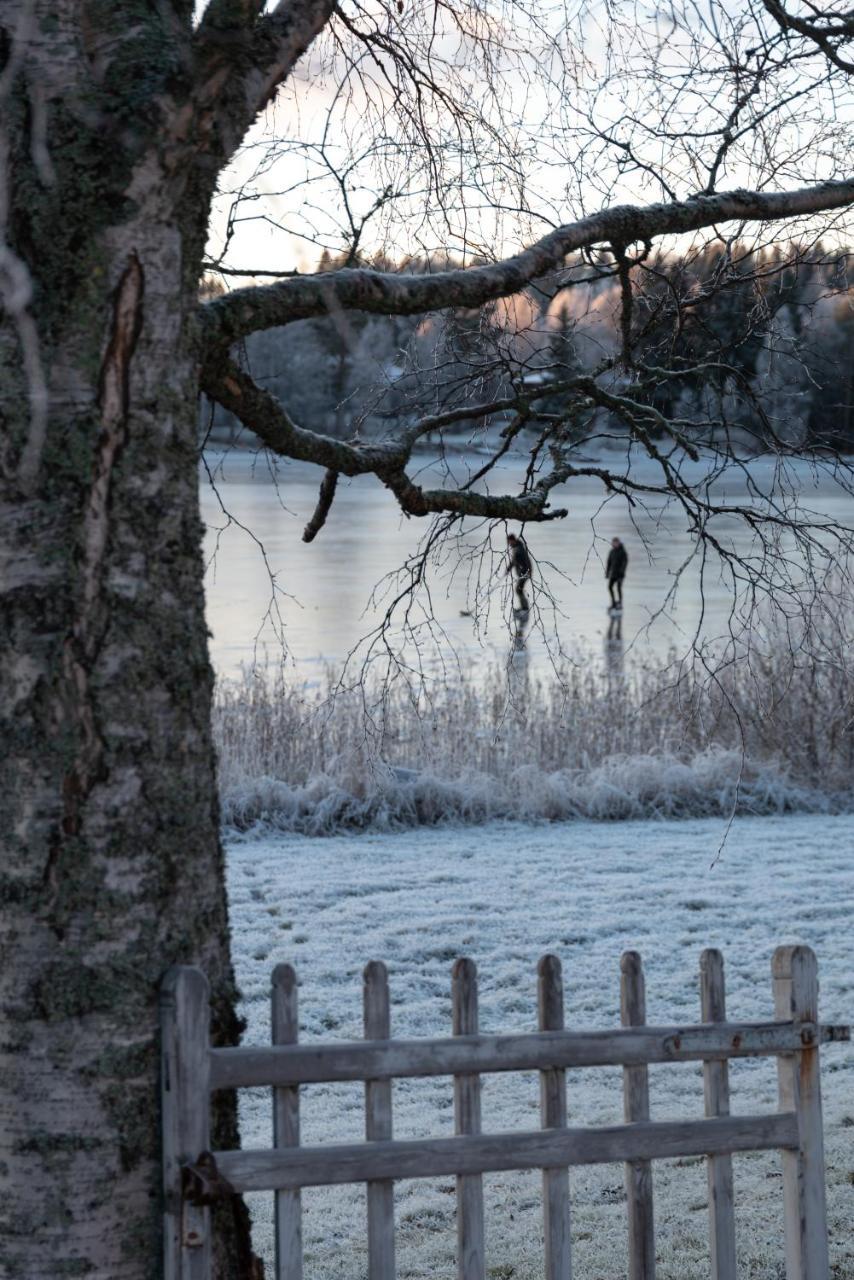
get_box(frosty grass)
[227,813,854,1279]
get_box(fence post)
[699,949,737,1280]
[272,964,303,1280]
[538,955,572,1280]
[161,966,212,1280]
[364,961,395,1280]
[621,951,656,1280]
[453,958,486,1280]
[772,946,829,1280]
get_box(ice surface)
[227,813,854,1279]
[203,447,854,681]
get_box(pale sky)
[202,0,854,281]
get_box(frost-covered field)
[227,813,854,1279]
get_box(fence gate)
[160,946,849,1280]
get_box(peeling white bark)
[0,9,248,1275]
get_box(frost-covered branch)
[200,355,571,522]
[200,179,854,349]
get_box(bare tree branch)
[763,0,854,74]
[200,178,854,349]
[200,355,570,521]
[201,353,405,472]
[302,467,339,541]
[187,0,335,161]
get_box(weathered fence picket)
[161,966,212,1280]
[621,951,655,1280]
[161,946,849,1280]
[538,955,571,1280]
[773,946,830,1280]
[365,961,395,1280]
[272,964,302,1280]
[453,958,486,1280]
[700,949,737,1280]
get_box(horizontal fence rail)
[212,1113,800,1192]
[161,945,850,1280]
[207,1020,846,1090]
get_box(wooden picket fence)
[160,946,849,1280]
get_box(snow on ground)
[226,813,854,1279]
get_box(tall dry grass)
[214,626,854,833]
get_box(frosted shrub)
[214,634,854,833]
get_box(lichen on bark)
[0,2,259,1276]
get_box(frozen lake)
[228,813,854,1279]
[201,445,853,680]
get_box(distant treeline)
[203,244,854,452]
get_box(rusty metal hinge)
[181,1150,236,1206]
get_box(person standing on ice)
[506,532,532,614]
[605,536,628,611]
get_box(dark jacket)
[510,540,531,577]
[606,543,628,580]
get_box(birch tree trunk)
[0,4,255,1274]
[2,1,854,1274]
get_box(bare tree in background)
[201,0,854,674]
[2,0,854,1275]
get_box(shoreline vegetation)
[215,627,854,835]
